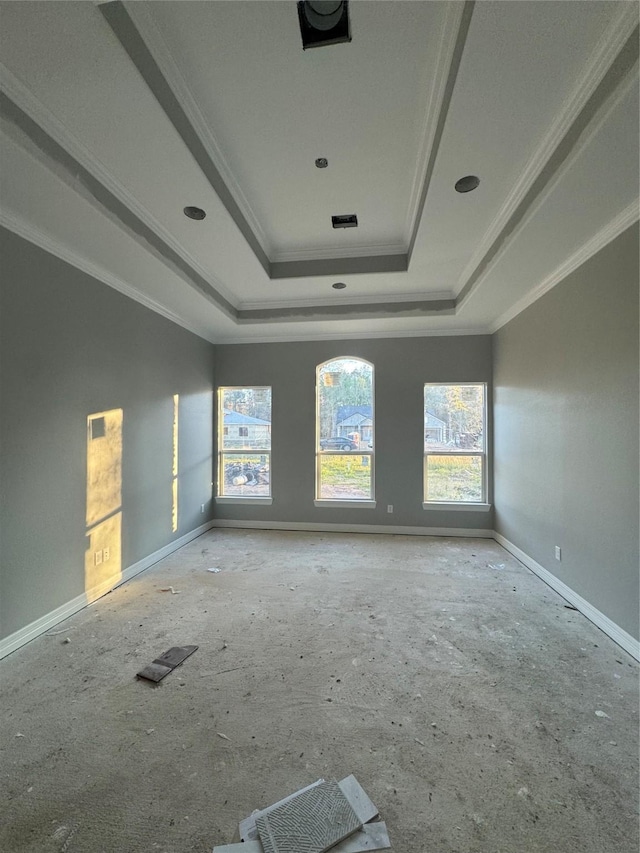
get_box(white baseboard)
[210,519,494,538]
[495,533,640,661]
[0,521,215,661]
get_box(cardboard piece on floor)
[338,775,379,824]
[136,645,198,683]
[213,843,263,853]
[239,778,325,841]
[255,779,361,853]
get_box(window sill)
[422,502,491,512]
[215,496,273,506]
[314,500,377,509]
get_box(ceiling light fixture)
[297,1,351,50]
[332,282,347,289]
[454,175,480,193]
[315,157,329,169]
[183,206,206,220]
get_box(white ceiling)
[0,1,638,344]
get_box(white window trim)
[315,356,375,504]
[217,386,272,500]
[422,502,491,512]
[423,382,488,505]
[314,499,377,509]
[216,496,273,505]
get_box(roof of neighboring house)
[336,405,372,424]
[223,409,271,426]
[425,412,446,428]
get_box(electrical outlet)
[201,503,206,513]
[94,550,103,566]
[103,547,110,562]
[555,546,561,561]
[387,504,393,513]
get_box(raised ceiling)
[0,1,638,343]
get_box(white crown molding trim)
[214,326,490,345]
[211,519,493,538]
[403,1,466,243]
[240,290,453,312]
[489,200,639,333]
[495,533,640,661]
[455,3,639,297]
[458,60,639,314]
[0,62,240,311]
[271,243,408,263]
[124,1,272,257]
[0,209,217,345]
[0,521,215,661]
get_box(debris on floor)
[213,775,390,853]
[159,586,180,594]
[207,567,222,573]
[136,645,198,684]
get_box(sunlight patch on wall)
[85,409,123,603]
[172,394,179,533]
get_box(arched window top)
[316,357,374,503]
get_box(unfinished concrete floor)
[1,530,638,853]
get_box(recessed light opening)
[297,1,351,50]
[454,175,480,193]
[332,282,347,289]
[184,206,206,220]
[315,157,329,169]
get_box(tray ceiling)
[0,1,638,343]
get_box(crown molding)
[0,209,217,344]
[403,1,469,244]
[270,242,407,263]
[455,3,639,298]
[123,1,272,257]
[489,200,639,334]
[458,58,639,312]
[239,289,453,312]
[214,326,490,346]
[0,62,240,312]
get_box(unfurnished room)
[0,2,638,852]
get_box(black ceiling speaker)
[297,1,351,50]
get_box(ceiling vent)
[297,1,351,50]
[332,214,358,229]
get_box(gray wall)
[213,335,493,530]
[493,224,639,640]
[0,228,215,640]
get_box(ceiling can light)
[297,1,351,50]
[454,175,480,193]
[332,282,347,289]
[315,157,329,168]
[183,206,206,220]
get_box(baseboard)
[495,533,640,661]
[210,519,494,538]
[0,521,215,661]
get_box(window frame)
[422,382,490,510]
[216,385,273,505]
[314,357,376,508]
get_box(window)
[217,387,271,499]
[423,383,486,505]
[316,358,374,504]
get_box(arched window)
[316,357,374,504]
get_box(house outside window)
[217,387,271,499]
[316,358,375,505]
[423,383,486,505]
